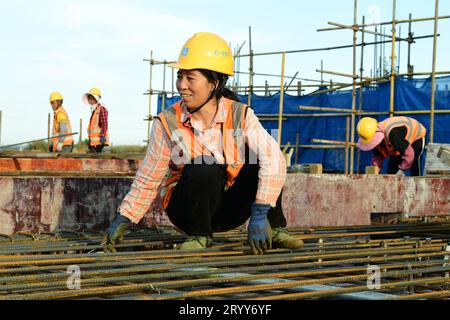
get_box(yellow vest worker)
[49,92,74,153]
[82,87,110,153]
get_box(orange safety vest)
[157,97,248,209]
[377,116,426,158]
[88,104,109,146]
[52,107,74,151]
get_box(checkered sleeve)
[244,108,286,207]
[119,119,171,223]
[98,106,108,136]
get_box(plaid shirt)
[119,98,286,223]
[90,104,108,136]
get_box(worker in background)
[82,87,109,153]
[49,92,74,153]
[357,116,427,176]
[102,32,304,255]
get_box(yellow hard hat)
[50,92,63,102]
[82,87,102,105]
[88,87,102,97]
[357,117,378,144]
[169,32,234,76]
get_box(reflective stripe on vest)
[378,116,426,157]
[52,107,74,150]
[88,105,109,146]
[157,98,248,209]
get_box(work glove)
[247,203,273,255]
[102,214,131,253]
[100,136,106,145]
[396,169,405,176]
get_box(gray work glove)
[102,214,131,253]
[396,169,405,176]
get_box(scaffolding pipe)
[235,35,436,58]
[248,26,253,106]
[278,52,286,145]
[350,0,358,174]
[318,15,450,31]
[147,51,154,144]
[390,0,397,117]
[328,21,408,42]
[430,0,439,143]
[357,16,366,174]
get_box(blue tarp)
[158,76,450,173]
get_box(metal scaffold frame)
[144,0,449,174]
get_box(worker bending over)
[357,116,426,176]
[102,32,303,255]
[49,92,74,153]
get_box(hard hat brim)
[358,131,384,151]
[168,61,234,76]
[82,93,100,105]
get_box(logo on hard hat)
[214,50,230,57]
[182,48,189,56]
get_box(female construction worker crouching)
[357,116,426,176]
[102,32,303,255]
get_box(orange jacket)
[52,107,73,151]
[88,105,109,146]
[377,116,426,157]
[157,98,248,209]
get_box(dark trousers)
[88,145,105,153]
[387,137,425,176]
[167,157,287,237]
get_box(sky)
[0,0,448,146]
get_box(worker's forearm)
[399,145,415,170]
[245,108,286,207]
[119,120,171,223]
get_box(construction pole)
[278,52,286,146]
[407,13,413,79]
[357,15,366,174]
[374,26,378,78]
[321,60,324,85]
[430,0,439,143]
[349,0,358,174]
[147,51,154,145]
[79,119,82,144]
[389,0,397,117]
[47,113,51,150]
[248,26,254,106]
[345,116,350,175]
[162,59,167,112]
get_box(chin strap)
[187,80,227,116]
